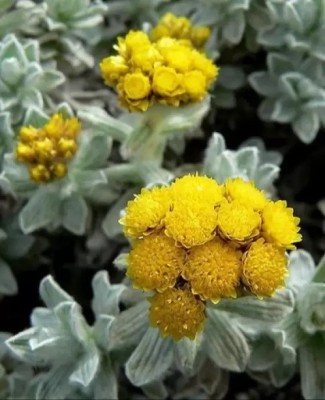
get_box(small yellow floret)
[183,70,207,101]
[127,232,186,292]
[170,174,224,205]
[100,55,129,85]
[148,286,206,340]
[120,186,171,238]
[262,200,302,249]
[225,178,268,210]
[153,66,184,98]
[16,114,81,184]
[190,26,211,48]
[165,200,218,248]
[184,238,242,302]
[217,201,261,244]
[122,72,151,100]
[242,239,288,297]
[117,31,151,59]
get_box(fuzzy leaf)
[70,342,100,388]
[93,356,118,400]
[39,275,73,309]
[287,250,316,289]
[313,253,325,283]
[61,193,88,235]
[176,335,201,373]
[125,328,174,386]
[254,163,280,190]
[91,270,125,317]
[205,308,250,372]
[293,111,320,143]
[0,257,17,295]
[19,186,61,233]
[300,334,325,400]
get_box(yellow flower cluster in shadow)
[100,15,218,112]
[120,175,302,340]
[151,12,211,49]
[15,114,81,183]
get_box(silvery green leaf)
[125,328,174,386]
[268,53,292,76]
[56,102,74,118]
[54,301,89,343]
[137,161,174,186]
[142,381,168,400]
[300,334,325,400]
[202,133,226,176]
[271,98,297,123]
[2,154,36,195]
[109,300,149,351]
[176,335,201,373]
[249,72,278,97]
[0,58,23,86]
[313,253,325,283]
[0,257,17,295]
[235,147,259,178]
[204,308,250,372]
[39,275,73,309]
[31,307,58,329]
[297,283,325,334]
[223,11,245,44]
[258,25,286,47]
[24,41,39,62]
[286,250,315,289]
[292,111,320,144]
[198,359,229,397]
[248,336,277,371]
[93,356,118,400]
[102,189,135,239]
[73,133,112,170]
[254,164,280,190]
[5,327,39,362]
[72,170,107,196]
[70,342,100,388]
[35,365,74,400]
[0,35,27,66]
[22,88,43,109]
[91,270,125,317]
[19,186,61,234]
[258,98,278,121]
[93,315,115,350]
[217,66,245,91]
[23,107,49,128]
[215,290,294,325]
[113,253,128,271]
[61,193,88,235]
[37,70,65,91]
[78,107,131,142]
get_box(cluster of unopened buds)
[15,114,81,183]
[120,175,302,340]
[100,13,218,112]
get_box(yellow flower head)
[151,13,211,49]
[170,174,224,205]
[165,201,218,248]
[242,239,288,297]
[120,186,171,239]
[100,27,218,111]
[16,114,81,184]
[225,178,268,210]
[262,200,302,249]
[127,232,186,292]
[217,201,261,244]
[149,286,206,340]
[184,238,242,302]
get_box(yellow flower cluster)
[15,114,80,183]
[120,175,302,341]
[100,29,218,112]
[150,12,211,49]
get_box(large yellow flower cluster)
[120,174,302,341]
[150,12,211,49]
[15,114,80,183]
[100,29,218,112]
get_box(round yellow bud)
[152,66,184,97]
[122,72,151,100]
[149,286,206,340]
[120,186,171,239]
[127,232,186,292]
[243,239,288,297]
[51,162,67,179]
[217,201,261,244]
[16,143,36,163]
[100,55,129,86]
[184,238,242,302]
[262,200,302,250]
[57,138,77,159]
[29,164,51,183]
[225,178,268,210]
[190,26,211,48]
[183,70,207,100]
